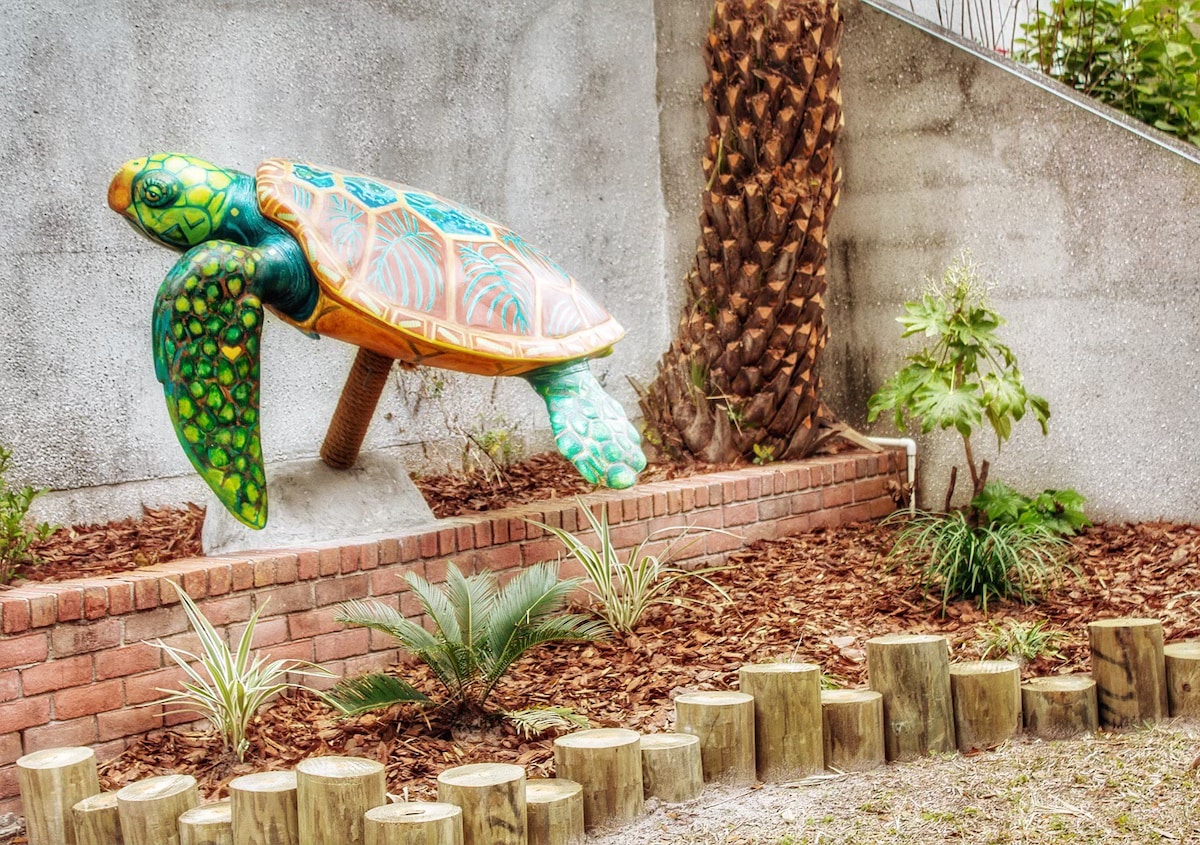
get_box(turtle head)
[109,154,244,251]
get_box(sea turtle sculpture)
[108,153,645,529]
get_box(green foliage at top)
[1016,0,1200,146]
[149,586,329,761]
[971,481,1091,536]
[0,445,55,584]
[327,560,605,727]
[976,618,1069,663]
[868,255,1049,449]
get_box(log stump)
[525,779,584,845]
[738,662,823,781]
[295,756,386,845]
[436,762,526,845]
[1088,618,1168,727]
[179,801,233,845]
[1021,675,1099,739]
[72,791,123,845]
[674,691,756,784]
[229,770,299,845]
[17,746,101,845]
[949,660,1022,752]
[820,690,885,772]
[116,774,200,845]
[1164,641,1200,718]
[638,734,703,803]
[866,633,955,761]
[364,803,463,845]
[552,728,643,830]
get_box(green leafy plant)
[972,481,1090,536]
[977,618,1068,662]
[0,444,55,584]
[868,254,1049,506]
[533,500,735,635]
[326,560,605,729]
[888,509,1069,613]
[752,443,776,465]
[147,586,329,761]
[1016,0,1200,146]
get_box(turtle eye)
[137,174,180,208]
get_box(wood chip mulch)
[93,518,1200,804]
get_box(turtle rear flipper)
[154,242,267,528]
[525,361,646,489]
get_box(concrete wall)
[1,0,671,523]
[823,0,1200,521]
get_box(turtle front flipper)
[524,361,647,489]
[153,242,267,528]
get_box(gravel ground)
[587,722,1200,844]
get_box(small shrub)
[0,444,55,584]
[1016,0,1200,146]
[888,509,1069,613]
[328,560,604,729]
[971,481,1090,536]
[533,500,734,636]
[148,586,329,761]
[977,618,1068,663]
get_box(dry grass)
[590,721,1200,844]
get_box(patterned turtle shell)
[256,160,624,374]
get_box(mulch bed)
[92,518,1200,803]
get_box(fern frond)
[503,706,589,738]
[321,673,431,716]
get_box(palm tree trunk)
[640,0,844,464]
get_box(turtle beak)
[107,160,140,216]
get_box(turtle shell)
[256,159,623,375]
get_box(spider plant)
[147,585,329,761]
[326,560,605,730]
[532,499,735,635]
[977,618,1068,663]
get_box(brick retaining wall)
[0,449,904,813]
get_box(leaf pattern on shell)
[545,298,585,337]
[290,184,313,211]
[366,210,444,311]
[460,244,532,335]
[501,231,571,284]
[329,195,366,268]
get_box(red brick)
[97,706,163,742]
[106,580,135,615]
[315,575,369,607]
[22,655,93,695]
[792,466,813,490]
[757,497,791,521]
[370,568,409,597]
[156,572,184,605]
[177,562,211,599]
[479,545,521,572]
[652,490,669,515]
[276,553,300,583]
[610,523,649,548]
[345,650,398,676]
[165,706,203,728]
[26,589,58,628]
[237,616,288,649]
[0,595,29,635]
[24,715,99,752]
[423,559,447,584]
[472,520,493,549]
[375,538,399,566]
[49,586,84,622]
[636,494,654,520]
[254,558,277,588]
[340,545,361,575]
[124,666,189,705]
[0,695,50,733]
[129,573,162,610]
[852,477,886,502]
[80,583,109,620]
[196,595,253,627]
[256,583,315,617]
[96,643,161,680]
[604,500,622,524]
[435,528,455,556]
[0,795,22,817]
[357,543,380,572]
[0,672,15,703]
[0,732,22,765]
[823,484,854,508]
[455,523,475,552]
[687,509,724,530]
[520,538,565,567]
[0,633,48,670]
[791,490,823,514]
[207,562,233,596]
[559,507,577,533]
[419,531,439,558]
[315,629,370,662]
[123,605,188,642]
[91,738,128,764]
[232,559,256,590]
[839,502,874,524]
[647,515,688,536]
[705,530,745,555]
[399,535,421,562]
[869,497,899,520]
[296,550,321,581]
[666,488,682,514]
[620,498,637,522]
[288,608,344,640]
[51,619,121,656]
[721,502,758,528]
[261,640,314,663]
[777,515,813,537]
[55,680,123,719]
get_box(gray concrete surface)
[1,0,671,526]
[823,0,1200,521]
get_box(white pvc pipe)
[867,436,917,512]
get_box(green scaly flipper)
[524,361,647,489]
[153,241,267,528]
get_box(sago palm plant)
[326,560,605,732]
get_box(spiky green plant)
[532,500,734,635]
[326,560,605,727]
[0,444,55,584]
[888,509,1070,614]
[148,585,329,761]
[977,618,1068,663]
